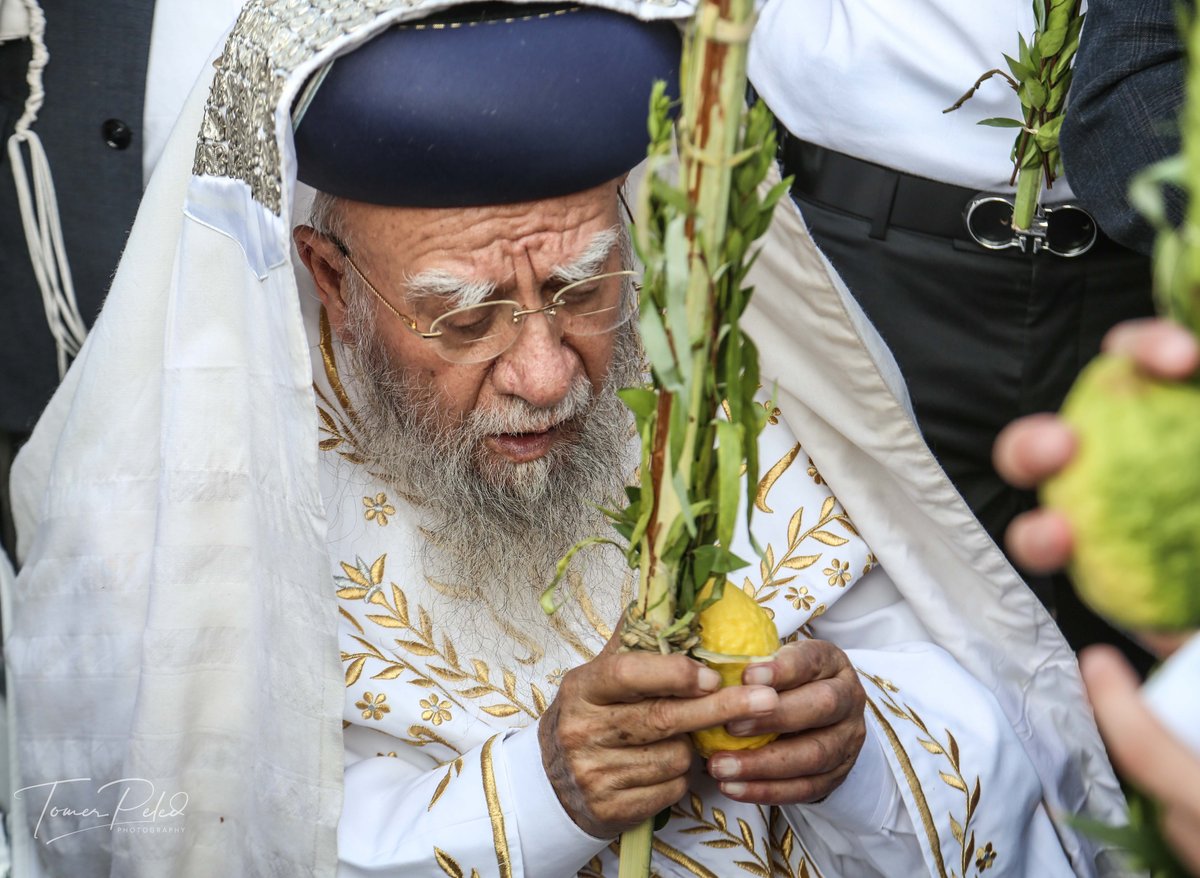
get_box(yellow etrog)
[690,580,781,757]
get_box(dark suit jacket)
[0,1,155,431]
[1060,0,1187,256]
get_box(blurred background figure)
[749,1,1159,671]
[0,0,244,561]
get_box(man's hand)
[1081,645,1200,873]
[994,318,1200,573]
[538,650,781,838]
[704,640,867,805]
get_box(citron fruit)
[1042,354,1200,631]
[690,580,781,757]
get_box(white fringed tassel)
[6,0,87,379]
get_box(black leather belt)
[779,130,1120,257]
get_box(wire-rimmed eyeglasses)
[340,251,638,365]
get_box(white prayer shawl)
[5,0,1126,875]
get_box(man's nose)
[490,310,579,408]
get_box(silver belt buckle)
[963,194,1099,257]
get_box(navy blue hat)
[293,3,681,207]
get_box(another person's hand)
[994,318,1200,574]
[538,648,781,838]
[704,639,867,805]
[1081,645,1200,874]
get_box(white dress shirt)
[749,0,1078,199]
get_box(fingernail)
[709,756,738,779]
[747,687,776,712]
[721,782,747,798]
[726,720,755,736]
[698,668,721,692]
[743,665,773,686]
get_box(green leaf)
[1018,78,1048,109]
[1034,115,1064,151]
[977,117,1026,129]
[617,387,659,421]
[715,420,742,543]
[1003,53,1036,84]
[638,305,682,392]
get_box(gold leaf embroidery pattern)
[434,846,482,878]
[315,309,365,465]
[338,554,545,722]
[861,671,987,878]
[766,808,827,878]
[428,757,464,811]
[751,494,860,613]
[670,796,783,877]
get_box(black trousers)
[797,194,1158,674]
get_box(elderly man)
[7,2,1125,876]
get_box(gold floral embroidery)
[338,554,547,720]
[546,668,565,687]
[355,691,390,721]
[805,457,824,486]
[975,841,997,872]
[784,586,816,612]
[822,559,851,588]
[363,492,396,525]
[421,694,453,726]
[751,496,858,608]
[863,671,987,878]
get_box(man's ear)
[293,225,352,340]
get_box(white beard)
[338,296,642,628]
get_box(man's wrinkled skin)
[295,179,867,839]
[539,637,866,838]
[993,317,1200,871]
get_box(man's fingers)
[1004,508,1073,573]
[1103,318,1200,379]
[579,652,722,704]
[603,685,780,745]
[712,762,853,806]
[992,413,1077,489]
[709,724,860,783]
[741,639,846,690]
[1080,645,1200,806]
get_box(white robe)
[5,0,1128,875]
[314,314,1076,876]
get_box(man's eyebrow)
[402,270,497,308]
[550,227,620,284]
[401,226,620,307]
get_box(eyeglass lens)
[428,270,636,364]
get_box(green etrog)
[1041,354,1200,631]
